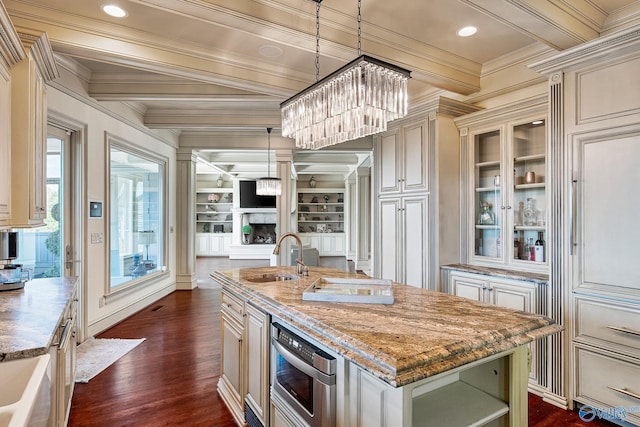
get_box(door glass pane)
[512,120,546,263]
[474,130,501,258]
[12,136,63,277]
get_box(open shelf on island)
[412,380,509,427]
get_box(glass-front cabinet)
[458,98,548,272]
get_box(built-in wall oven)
[270,322,336,427]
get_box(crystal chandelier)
[256,127,282,196]
[281,0,410,150]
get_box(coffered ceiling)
[4,0,639,177]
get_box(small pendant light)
[255,128,282,196]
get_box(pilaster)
[274,149,293,266]
[176,149,197,290]
[355,167,371,275]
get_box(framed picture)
[315,223,327,233]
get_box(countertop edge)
[211,268,562,388]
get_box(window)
[108,138,166,290]
[12,132,65,278]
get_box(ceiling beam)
[6,0,481,96]
[460,0,603,50]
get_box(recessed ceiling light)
[102,4,127,18]
[457,26,477,37]
[532,120,544,125]
[258,45,283,58]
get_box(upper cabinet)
[0,9,26,227]
[378,120,428,195]
[374,97,481,289]
[10,32,59,228]
[455,96,548,273]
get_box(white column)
[175,149,197,290]
[347,174,357,260]
[355,167,371,274]
[273,149,293,266]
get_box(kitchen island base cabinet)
[346,345,529,427]
[218,288,270,427]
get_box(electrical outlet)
[91,233,103,244]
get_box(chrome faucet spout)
[273,232,308,276]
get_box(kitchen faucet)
[273,232,308,276]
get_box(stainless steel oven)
[270,322,336,427]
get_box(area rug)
[75,337,146,383]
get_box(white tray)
[302,277,394,304]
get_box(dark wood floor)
[69,257,612,426]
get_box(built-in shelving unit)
[196,188,233,234]
[296,188,345,234]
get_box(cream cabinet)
[455,96,548,273]
[0,0,23,226]
[374,98,479,290]
[378,196,427,288]
[345,345,530,427]
[0,64,12,224]
[298,233,345,256]
[195,232,232,256]
[378,120,428,195]
[218,288,270,427]
[244,303,270,425]
[219,289,245,426]
[443,268,548,390]
[10,32,58,228]
[530,24,640,417]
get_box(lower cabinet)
[572,295,640,426]
[444,269,548,391]
[299,233,345,256]
[219,288,270,427]
[378,196,428,288]
[345,346,530,427]
[48,285,78,427]
[196,232,232,256]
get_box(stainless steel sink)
[244,273,298,283]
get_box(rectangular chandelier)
[281,55,410,150]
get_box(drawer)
[575,297,640,352]
[575,346,640,425]
[221,289,244,321]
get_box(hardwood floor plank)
[69,257,614,426]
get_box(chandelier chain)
[315,1,321,82]
[357,0,362,56]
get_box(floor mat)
[75,337,145,383]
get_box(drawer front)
[575,297,640,352]
[575,346,640,425]
[221,289,244,321]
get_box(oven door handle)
[272,338,334,384]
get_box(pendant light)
[281,0,411,150]
[256,128,282,196]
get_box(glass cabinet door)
[511,119,546,265]
[473,129,502,260]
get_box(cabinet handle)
[607,325,640,337]
[570,178,577,255]
[607,386,640,401]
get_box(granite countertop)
[441,263,549,285]
[0,277,78,361]
[211,266,562,388]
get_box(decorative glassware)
[478,201,495,225]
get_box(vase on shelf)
[478,202,495,225]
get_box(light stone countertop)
[211,266,562,388]
[0,277,78,361]
[441,263,549,285]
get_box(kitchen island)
[211,266,562,427]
